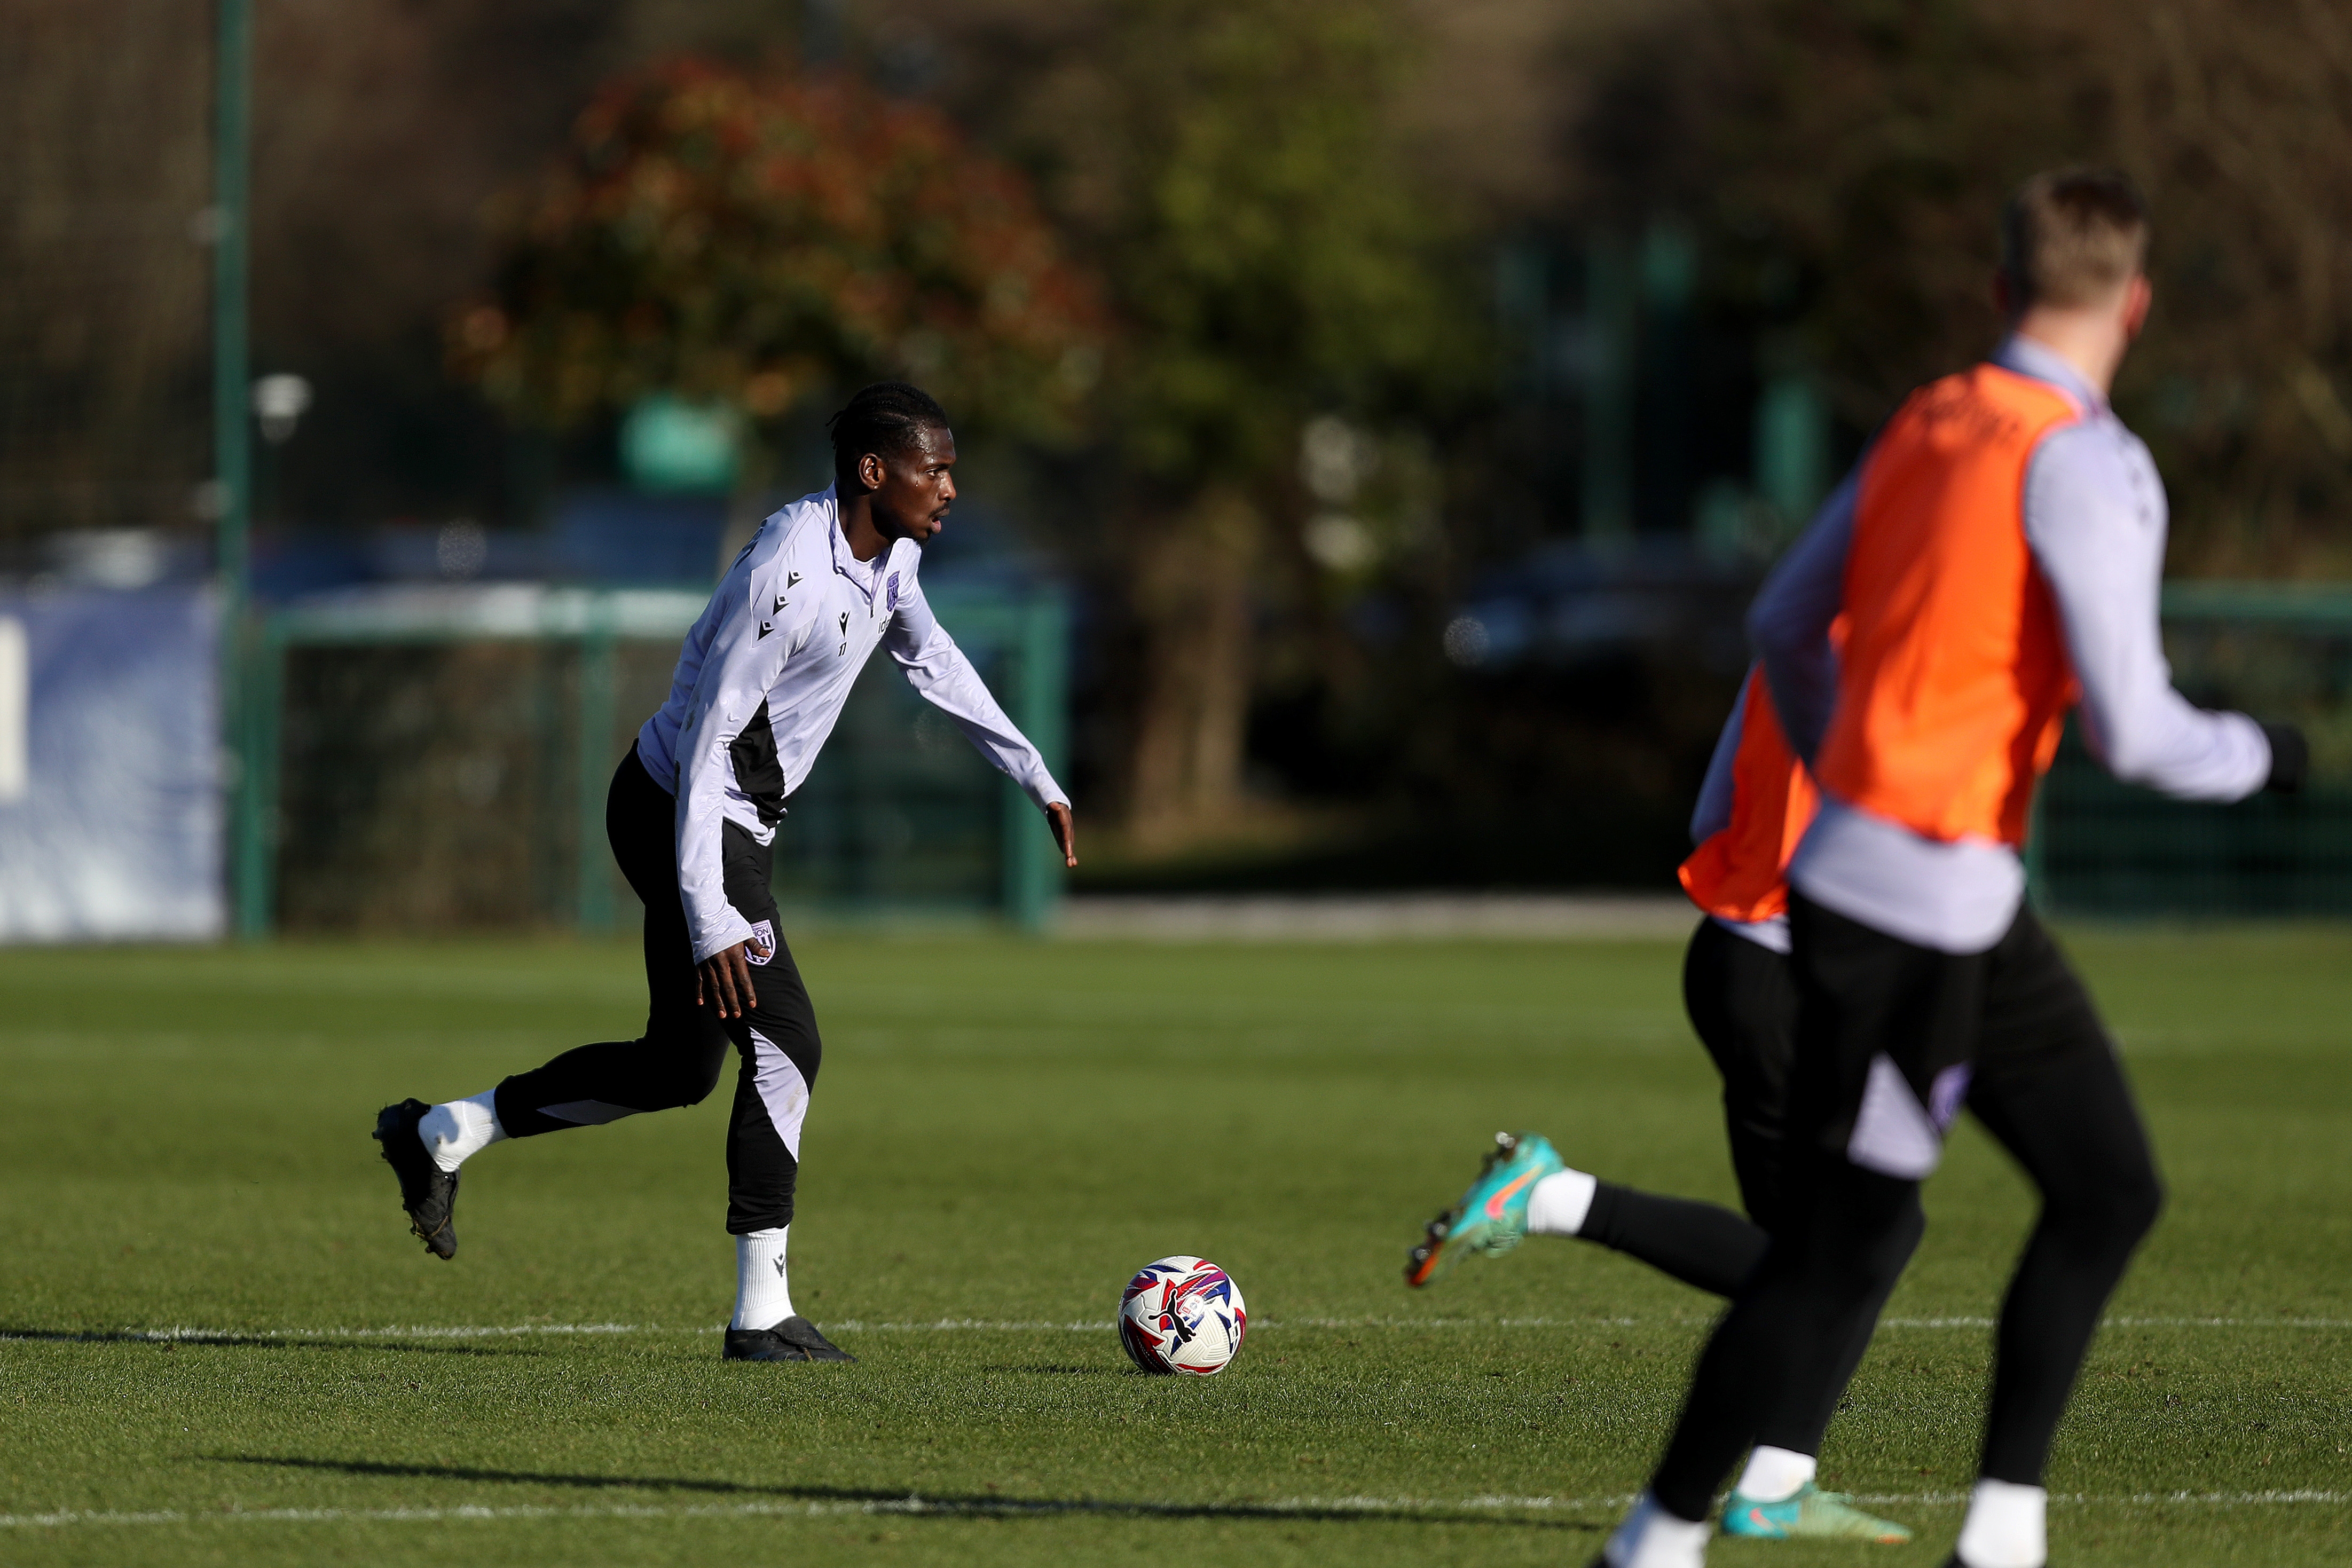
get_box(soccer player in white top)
[370,383,1077,1362]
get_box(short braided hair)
[828,382,950,490]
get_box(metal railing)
[2035,581,2352,918]
[232,580,1068,935]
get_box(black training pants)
[492,749,823,1234]
[1599,919,1921,1458]
[1574,924,1797,1297]
[1682,919,1802,1238]
[1648,896,2164,1522]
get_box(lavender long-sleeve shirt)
[1748,335,2271,952]
[638,486,1067,962]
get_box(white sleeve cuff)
[689,907,757,966]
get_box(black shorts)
[1787,893,2117,1179]
[1682,917,1802,1236]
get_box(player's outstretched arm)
[2024,424,2274,801]
[885,573,1077,858]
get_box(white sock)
[1954,1479,2047,1568]
[1604,1492,1710,1568]
[418,1090,506,1174]
[1526,1168,1600,1235]
[1732,1445,1817,1502]
[730,1227,794,1330]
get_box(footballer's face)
[858,425,957,546]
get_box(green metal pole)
[214,0,258,935]
[576,604,617,933]
[1001,587,1069,934]
[1582,235,1633,545]
[243,619,284,933]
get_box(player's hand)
[1044,801,1077,868]
[2262,722,2309,794]
[695,935,769,1018]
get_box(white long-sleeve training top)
[1750,334,2271,953]
[635,485,1069,962]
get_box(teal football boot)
[1405,1131,1564,1288]
[1720,1482,1913,1543]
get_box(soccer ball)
[1117,1255,1247,1376]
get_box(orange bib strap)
[1679,671,1816,924]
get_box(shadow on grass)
[217,1456,1598,1531]
[0,1327,525,1358]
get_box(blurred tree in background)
[448,59,1104,482]
[449,3,1478,852]
[0,0,213,542]
[11,0,2352,892]
[1578,0,2352,574]
[911,0,1481,849]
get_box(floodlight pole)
[214,0,262,936]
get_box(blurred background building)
[3,0,2349,937]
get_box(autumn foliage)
[450,59,1104,438]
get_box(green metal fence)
[236,581,1068,936]
[2036,582,2352,917]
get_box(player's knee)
[2049,1164,2164,1256]
[1811,1231,1910,1308]
[672,1056,725,1108]
[633,1022,728,1109]
[1879,1195,1929,1271]
[2112,1166,2165,1247]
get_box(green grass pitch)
[3,926,2349,1565]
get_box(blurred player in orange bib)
[1407,663,1918,1541]
[1594,170,2306,1568]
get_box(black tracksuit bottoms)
[1648,895,2165,1522]
[491,749,821,1234]
[1570,920,1923,1462]
[1626,918,1927,1460]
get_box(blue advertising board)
[0,587,223,941]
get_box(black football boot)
[372,1098,459,1259]
[722,1315,856,1362]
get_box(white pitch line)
[0,1323,648,1344]
[6,1313,2348,1347]
[825,1319,1112,1333]
[1882,1316,2352,1330]
[5,1490,2348,1531]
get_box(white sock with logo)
[418,1090,506,1174]
[1603,1491,1710,1568]
[730,1227,795,1331]
[1954,1479,2046,1568]
[1525,1168,1600,1235]
[1732,1445,1816,1502]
